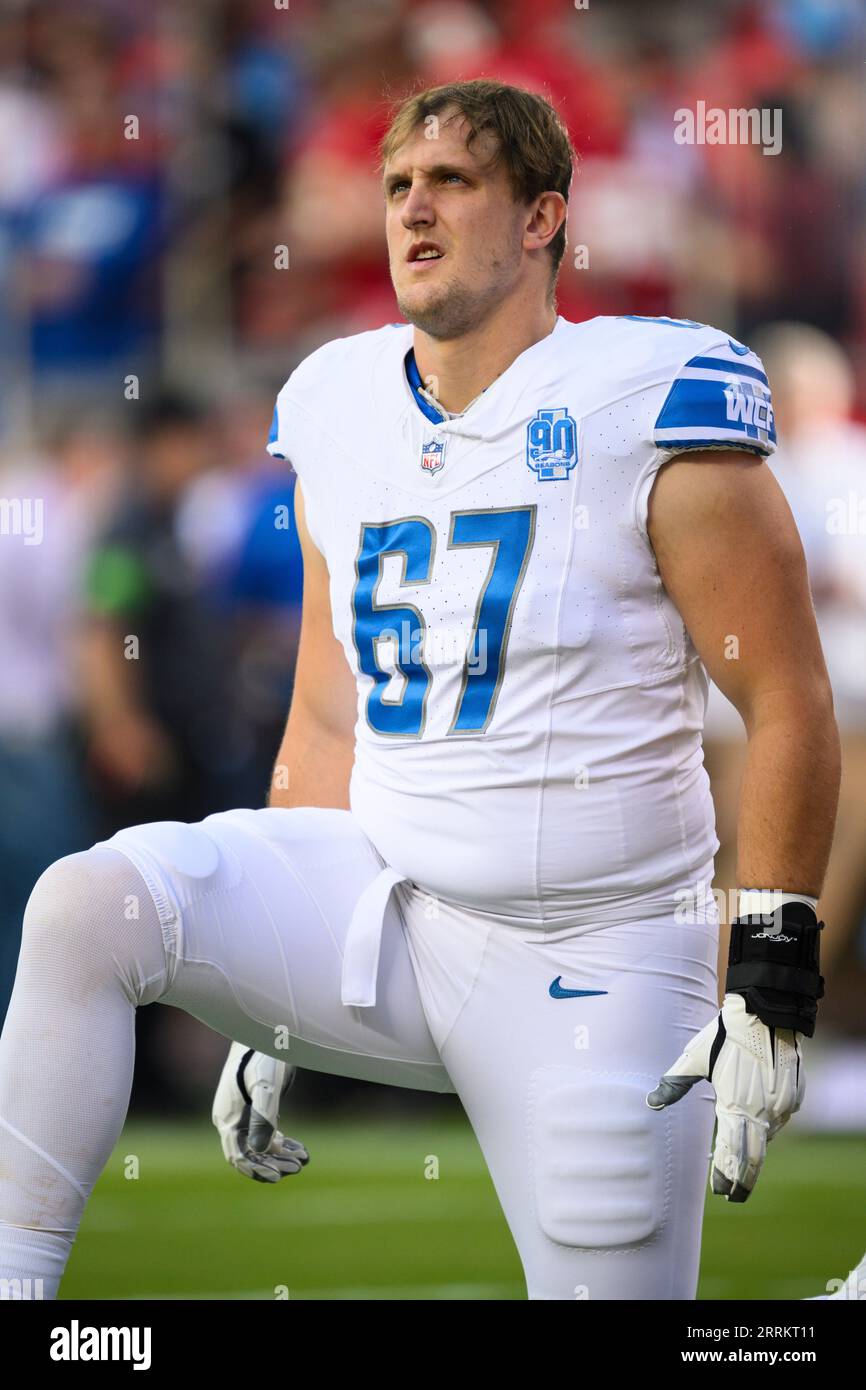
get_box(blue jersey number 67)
[352,505,536,737]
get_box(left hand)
[646,992,805,1202]
[212,1042,309,1183]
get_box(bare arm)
[80,618,146,728]
[268,483,357,809]
[647,451,841,896]
[78,619,176,790]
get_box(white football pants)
[0,806,718,1299]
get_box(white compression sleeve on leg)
[0,845,170,1299]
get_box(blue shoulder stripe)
[655,376,775,447]
[685,354,768,384]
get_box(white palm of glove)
[646,992,805,1202]
[212,1042,310,1183]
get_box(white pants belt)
[341,866,407,1008]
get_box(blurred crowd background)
[0,0,864,1124]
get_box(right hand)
[212,1042,309,1183]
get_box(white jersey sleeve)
[264,330,390,558]
[619,316,776,541]
[265,355,332,555]
[651,330,776,459]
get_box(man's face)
[384,113,529,340]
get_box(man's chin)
[395,290,448,335]
[395,283,477,339]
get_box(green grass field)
[60,1115,866,1300]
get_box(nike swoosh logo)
[549,977,608,1000]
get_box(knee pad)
[121,808,382,924]
[104,818,242,914]
[529,1067,670,1249]
[102,820,248,992]
[107,819,223,882]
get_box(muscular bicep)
[646,452,833,729]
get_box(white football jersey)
[268,314,776,923]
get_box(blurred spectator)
[174,386,305,804]
[0,0,863,384]
[12,10,164,382]
[0,411,120,1026]
[81,391,251,831]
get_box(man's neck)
[412,299,558,416]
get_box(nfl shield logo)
[421,436,446,475]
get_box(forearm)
[735,691,841,897]
[79,621,146,726]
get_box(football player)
[0,79,841,1300]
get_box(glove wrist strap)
[725,902,824,1036]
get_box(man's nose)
[401,181,434,228]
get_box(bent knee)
[530,1068,670,1249]
[22,847,167,1001]
[26,848,133,933]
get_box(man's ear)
[523,191,567,253]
